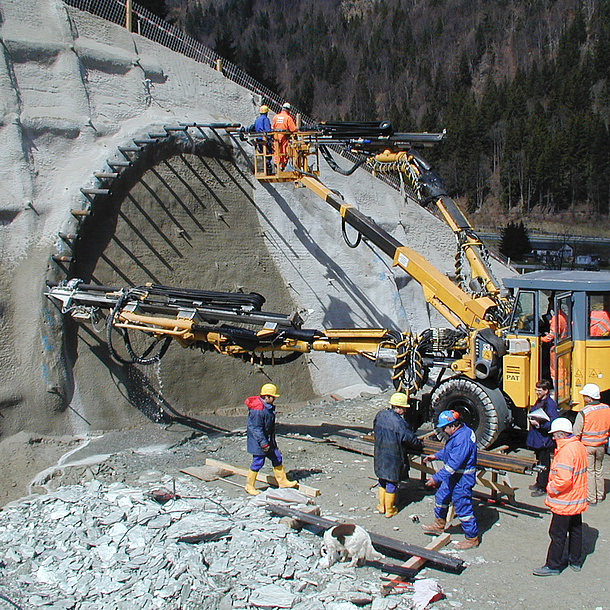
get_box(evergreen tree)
[138,0,168,19]
[499,221,532,260]
[214,27,237,64]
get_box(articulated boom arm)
[371,147,506,308]
[45,281,419,388]
[314,122,504,305]
[247,121,510,329]
[297,175,497,332]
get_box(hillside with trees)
[149,0,610,233]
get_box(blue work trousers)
[434,478,478,538]
[250,448,282,471]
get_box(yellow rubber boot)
[273,465,297,488]
[384,492,398,518]
[245,469,260,496]
[377,487,386,513]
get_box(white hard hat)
[579,383,601,400]
[549,418,573,435]
[282,102,291,110]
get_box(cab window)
[511,291,536,334]
[588,293,610,338]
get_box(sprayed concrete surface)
[0,0,512,440]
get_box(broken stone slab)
[249,583,296,608]
[329,384,382,401]
[292,601,325,610]
[165,513,233,543]
[147,514,173,529]
[98,509,126,526]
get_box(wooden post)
[125,0,132,31]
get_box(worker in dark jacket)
[373,392,424,518]
[245,383,297,495]
[422,410,479,549]
[527,379,559,497]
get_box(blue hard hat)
[437,409,459,428]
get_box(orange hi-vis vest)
[271,111,297,132]
[545,435,588,515]
[590,310,610,336]
[580,402,610,447]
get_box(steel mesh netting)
[62,0,400,188]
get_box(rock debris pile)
[0,477,417,610]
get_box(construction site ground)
[0,390,608,610]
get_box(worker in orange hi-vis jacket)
[589,309,610,336]
[533,418,588,577]
[541,308,568,394]
[271,102,297,169]
[573,383,610,504]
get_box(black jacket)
[373,408,423,482]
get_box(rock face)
[0,0,504,437]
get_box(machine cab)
[502,270,610,412]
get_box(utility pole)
[125,0,132,31]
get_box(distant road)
[478,232,610,249]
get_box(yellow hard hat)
[389,392,409,408]
[259,105,269,114]
[260,383,280,397]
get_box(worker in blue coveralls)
[244,383,297,496]
[251,105,273,173]
[373,392,424,518]
[422,410,480,549]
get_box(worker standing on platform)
[244,383,297,496]
[422,410,479,549]
[271,102,297,169]
[533,418,588,576]
[373,392,423,518]
[573,383,610,504]
[527,379,559,497]
[254,104,271,133]
[252,104,273,173]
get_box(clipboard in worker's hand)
[528,408,550,422]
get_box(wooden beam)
[381,533,451,596]
[266,504,465,571]
[203,458,320,497]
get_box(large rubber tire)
[430,377,510,449]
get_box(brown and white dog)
[319,524,384,568]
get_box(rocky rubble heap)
[0,477,416,610]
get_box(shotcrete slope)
[0,0,505,438]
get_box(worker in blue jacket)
[250,105,273,173]
[422,410,479,549]
[373,392,424,518]
[244,383,296,495]
[526,378,558,497]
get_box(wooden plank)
[327,435,373,456]
[266,503,465,571]
[380,533,451,595]
[203,458,320,497]
[181,466,246,490]
[359,434,536,474]
[403,532,451,570]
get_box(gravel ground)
[1,390,608,609]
